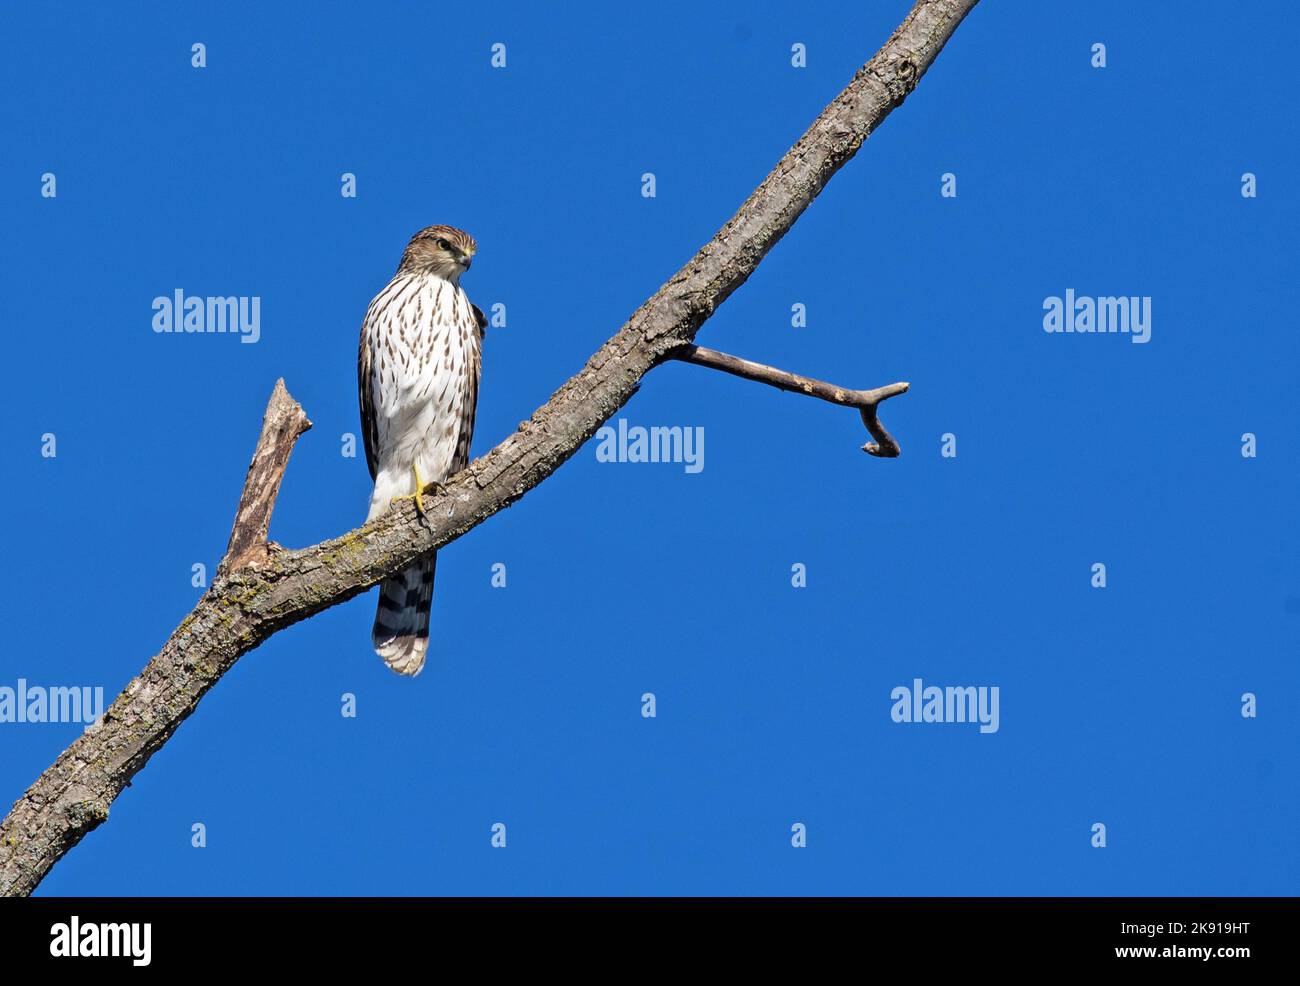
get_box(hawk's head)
[397,225,477,281]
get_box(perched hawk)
[357,225,485,675]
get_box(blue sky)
[1,0,1296,895]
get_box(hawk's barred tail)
[372,554,436,676]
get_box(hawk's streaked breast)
[358,270,483,514]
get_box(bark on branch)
[0,0,979,896]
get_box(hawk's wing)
[357,321,380,481]
[452,304,489,471]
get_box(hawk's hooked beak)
[459,253,473,270]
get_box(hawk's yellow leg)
[390,462,447,518]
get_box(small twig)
[671,345,910,457]
[219,379,312,574]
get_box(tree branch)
[0,0,980,896]
[671,345,910,456]
[219,379,312,575]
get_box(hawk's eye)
[436,238,450,251]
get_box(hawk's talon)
[389,491,427,517]
[390,463,434,518]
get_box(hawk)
[357,225,486,675]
